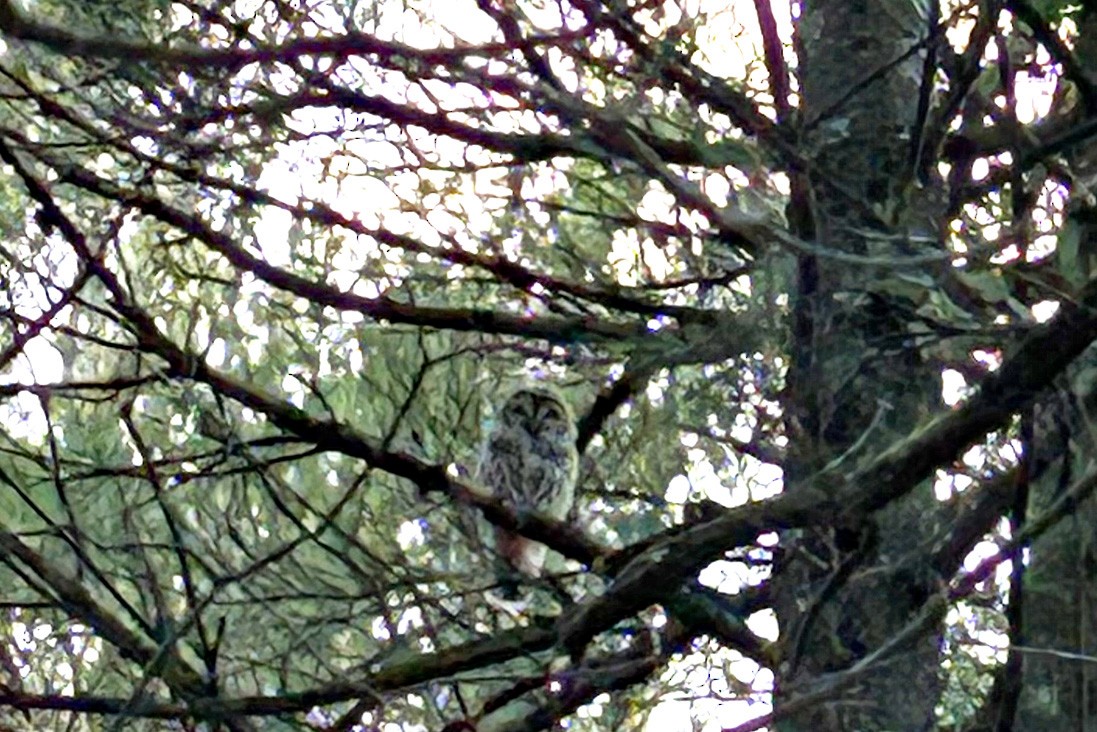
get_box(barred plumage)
[478,385,578,580]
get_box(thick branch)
[0,625,555,720]
[18,147,642,344]
[0,1,554,71]
[0,530,207,698]
[555,275,1097,654]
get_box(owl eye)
[504,397,530,416]
[540,405,563,420]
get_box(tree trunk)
[773,1,948,728]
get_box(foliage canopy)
[2,0,1097,731]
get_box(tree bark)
[773,1,948,729]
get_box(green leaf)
[954,269,1010,304]
[1057,217,1087,288]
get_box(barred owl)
[478,385,579,581]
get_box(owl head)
[495,384,576,441]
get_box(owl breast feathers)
[478,386,579,579]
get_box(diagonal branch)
[0,529,208,698]
[11,141,643,344]
[0,0,565,72]
[555,272,1097,655]
[0,624,555,720]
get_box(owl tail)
[494,530,547,599]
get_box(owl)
[478,385,579,582]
